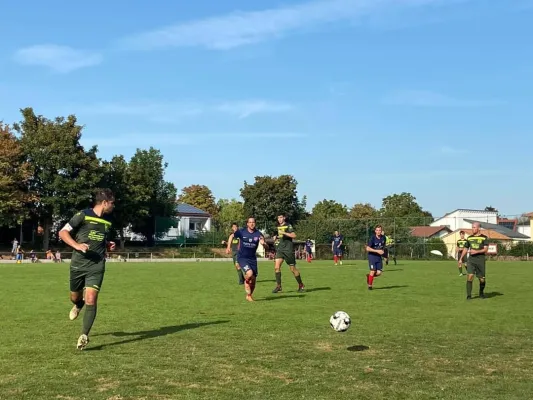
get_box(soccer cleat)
[339,261,343,265]
[297,285,305,293]
[459,273,463,276]
[466,296,472,300]
[76,334,89,350]
[479,293,486,299]
[245,294,255,302]
[368,286,373,290]
[69,305,81,321]
[272,286,282,293]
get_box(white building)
[517,222,531,239]
[430,209,498,232]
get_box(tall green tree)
[13,108,102,249]
[127,147,177,245]
[0,122,35,227]
[379,192,433,239]
[311,199,348,219]
[240,175,305,230]
[349,203,378,220]
[216,198,245,230]
[178,185,218,217]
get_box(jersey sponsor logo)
[88,230,105,241]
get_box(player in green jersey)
[272,214,305,293]
[456,231,468,276]
[59,189,115,350]
[459,222,488,300]
[226,222,244,284]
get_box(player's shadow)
[480,292,503,299]
[304,287,331,293]
[257,279,276,283]
[347,345,369,352]
[87,320,229,351]
[373,285,408,290]
[385,269,403,272]
[258,294,306,301]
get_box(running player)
[366,225,386,290]
[382,230,397,266]
[272,214,305,293]
[58,188,115,350]
[459,222,488,300]
[304,238,313,263]
[225,222,244,284]
[226,217,267,301]
[456,231,468,276]
[332,231,343,265]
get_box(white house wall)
[431,210,498,231]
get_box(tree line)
[1,108,442,251]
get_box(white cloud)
[382,90,503,107]
[75,100,292,122]
[13,45,102,73]
[115,0,467,51]
[83,132,305,148]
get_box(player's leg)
[233,253,244,285]
[286,253,304,292]
[77,268,104,350]
[477,263,486,299]
[367,261,375,289]
[272,256,284,293]
[333,250,338,265]
[457,252,464,275]
[69,269,86,320]
[383,249,389,266]
[465,260,475,300]
[337,249,343,265]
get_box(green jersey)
[385,236,394,247]
[276,223,294,252]
[456,239,468,252]
[230,235,240,254]
[64,209,112,269]
[464,234,489,260]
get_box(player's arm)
[59,212,89,253]
[259,235,268,250]
[225,233,235,254]
[281,225,296,239]
[366,240,383,255]
[459,241,469,263]
[338,236,343,247]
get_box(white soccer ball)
[330,311,351,332]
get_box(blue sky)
[2,0,532,218]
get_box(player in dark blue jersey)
[226,217,268,302]
[305,238,313,263]
[331,231,344,265]
[366,225,386,290]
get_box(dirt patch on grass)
[96,377,120,392]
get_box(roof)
[176,203,210,217]
[443,228,511,240]
[435,208,498,220]
[410,226,451,237]
[525,212,533,218]
[464,219,529,240]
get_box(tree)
[349,203,378,220]
[240,175,305,230]
[310,200,348,220]
[178,185,218,217]
[380,192,433,226]
[216,198,245,230]
[127,147,177,245]
[13,108,103,250]
[0,122,35,227]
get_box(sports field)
[1,260,532,399]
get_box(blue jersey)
[233,228,263,261]
[368,235,386,261]
[332,235,343,248]
[305,240,313,252]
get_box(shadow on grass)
[304,287,331,293]
[384,268,403,272]
[373,285,408,290]
[347,345,369,352]
[87,320,229,351]
[257,294,306,301]
[480,292,504,299]
[256,279,276,283]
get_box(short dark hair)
[231,222,238,227]
[460,230,465,234]
[94,188,115,204]
[375,225,383,229]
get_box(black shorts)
[467,257,486,278]
[70,263,105,292]
[275,249,296,266]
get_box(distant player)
[366,225,386,290]
[456,231,468,276]
[304,238,313,263]
[226,217,267,301]
[332,231,343,265]
[59,188,115,350]
[224,222,244,285]
[272,214,305,293]
[459,222,488,300]
[382,230,397,266]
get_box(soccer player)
[382,230,397,266]
[459,222,488,300]
[366,225,386,290]
[456,231,468,276]
[59,188,115,350]
[332,231,343,265]
[304,238,313,263]
[226,217,267,301]
[225,222,244,285]
[272,214,305,293]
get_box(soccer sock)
[81,304,97,335]
[466,280,473,297]
[368,274,374,286]
[275,271,282,287]
[250,279,256,294]
[294,274,303,285]
[480,280,486,294]
[334,255,338,264]
[237,269,244,283]
[73,299,85,310]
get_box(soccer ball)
[330,311,351,332]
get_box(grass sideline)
[1,260,532,399]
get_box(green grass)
[1,260,533,399]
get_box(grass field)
[1,259,533,400]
